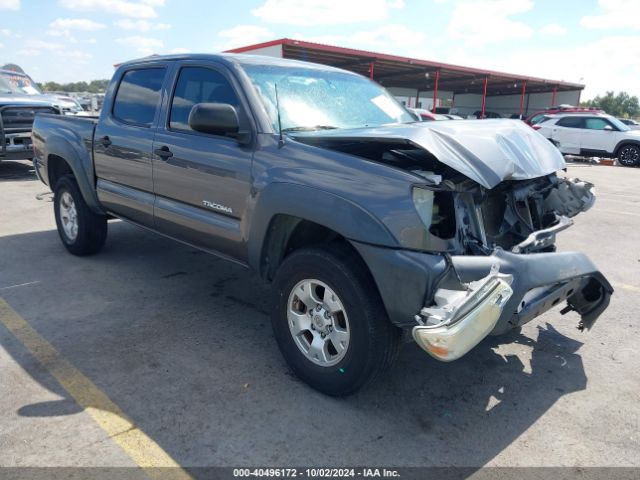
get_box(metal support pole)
[551,86,558,106]
[369,62,375,80]
[519,80,527,118]
[480,76,488,118]
[432,69,440,113]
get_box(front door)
[94,66,168,226]
[579,117,619,155]
[152,63,254,261]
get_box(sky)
[0,0,638,100]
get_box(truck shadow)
[0,160,37,182]
[0,222,588,471]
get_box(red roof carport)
[227,38,584,117]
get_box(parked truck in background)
[0,68,84,114]
[1,72,59,163]
[31,54,612,395]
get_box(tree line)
[37,79,110,94]
[581,91,639,118]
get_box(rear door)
[550,116,583,154]
[94,65,169,226]
[579,117,620,155]
[151,61,254,261]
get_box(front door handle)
[100,135,112,147]
[154,146,173,160]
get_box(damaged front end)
[293,120,613,361]
[406,163,612,360]
[409,171,611,361]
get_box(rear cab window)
[112,67,166,126]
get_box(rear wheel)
[618,144,640,167]
[271,246,400,396]
[54,175,107,255]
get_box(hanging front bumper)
[413,266,514,361]
[413,249,613,361]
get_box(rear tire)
[54,174,107,255]
[271,245,400,396]
[617,144,640,167]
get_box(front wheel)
[618,144,640,167]
[54,175,107,255]
[271,246,400,396]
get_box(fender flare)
[246,182,399,274]
[614,138,640,157]
[45,135,105,214]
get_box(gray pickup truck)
[32,54,612,395]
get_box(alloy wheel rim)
[59,191,78,241]
[287,279,350,367]
[619,147,639,166]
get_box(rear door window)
[113,68,166,126]
[557,117,584,129]
[169,66,240,132]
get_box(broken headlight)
[412,187,456,240]
[412,187,435,230]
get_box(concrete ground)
[0,160,639,472]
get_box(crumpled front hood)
[292,119,566,189]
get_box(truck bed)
[31,113,99,190]
[34,113,98,143]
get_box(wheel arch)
[247,183,398,281]
[47,154,73,190]
[256,214,379,285]
[45,135,104,214]
[614,139,640,158]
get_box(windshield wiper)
[281,125,338,132]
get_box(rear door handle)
[100,135,112,147]
[154,146,173,159]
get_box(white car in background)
[535,112,640,167]
[618,118,640,130]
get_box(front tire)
[54,175,107,255]
[271,246,400,396]
[617,144,640,167]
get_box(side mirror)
[188,103,242,137]
[603,124,614,131]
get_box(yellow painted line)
[0,298,191,480]
[613,283,640,293]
